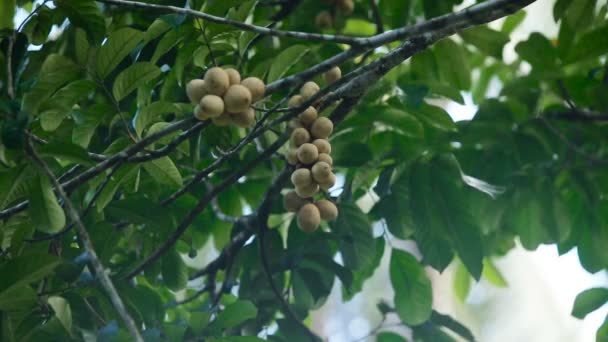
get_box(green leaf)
[506,190,547,250]
[0,252,61,297]
[390,249,433,325]
[74,28,90,65]
[460,26,510,59]
[48,296,72,336]
[134,102,178,137]
[566,24,608,63]
[37,142,93,165]
[408,103,456,132]
[482,259,508,288]
[72,103,111,148]
[161,248,187,292]
[266,45,310,83]
[377,332,407,342]
[28,174,66,234]
[96,165,140,211]
[55,0,105,43]
[514,33,559,74]
[501,10,527,34]
[453,261,471,302]
[0,166,30,209]
[209,300,257,330]
[332,202,376,270]
[571,288,608,319]
[344,238,385,301]
[434,38,471,90]
[112,62,161,101]
[371,172,415,239]
[106,196,174,231]
[142,156,183,188]
[96,28,144,79]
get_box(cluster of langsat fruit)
[282,67,342,233]
[186,67,265,128]
[315,0,355,29]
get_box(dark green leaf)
[332,202,376,270]
[267,45,309,83]
[460,26,510,58]
[572,288,608,319]
[161,248,187,292]
[55,0,105,43]
[390,249,433,325]
[112,62,161,101]
[28,174,66,234]
[96,28,144,79]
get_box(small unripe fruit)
[315,11,333,29]
[299,107,318,126]
[224,85,252,113]
[317,153,333,165]
[286,149,298,165]
[311,117,334,139]
[336,0,354,15]
[316,200,338,221]
[199,95,224,118]
[193,104,207,121]
[186,79,207,104]
[288,95,303,108]
[324,67,342,85]
[312,139,331,154]
[295,182,319,199]
[231,107,255,128]
[212,112,232,126]
[300,81,320,99]
[204,67,230,96]
[297,203,321,232]
[319,172,336,191]
[224,68,241,85]
[283,191,309,212]
[311,161,332,183]
[241,77,266,102]
[291,128,310,147]
[291,168,313,187]
[288,119,304,131]
[297,143,319,165]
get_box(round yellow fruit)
[224,68,241,85]
[291,127,310,147]
[299,107,318,126]
[199,95,225,118]
[286,149,298,165]
[231,107,255,128]
[336,0,354,15]
[315,199,338,221]
[288,118,304,131]
[297,203,321,232]
[300,81,320,100]
[317,153,333,165]
[288,95,304,108]
[224,84,252,113]
[295,182,320,199]
[311,161,332,183]
[212,112,232,126]
[204,67,230,96]
[324,66,342,85]
[241,77,266,102]
[297,143,319,165]
[311,117,334,139]
[312,139,331,154]
[315,11,333,29]
[186,79,207,104]
[319,172,336,191]
[291,168,313,187]
[283,191,309,212]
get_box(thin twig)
[25,138,143,342]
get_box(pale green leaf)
[112,62,161,101]
[143,157,183,188]
[28,174,66,234]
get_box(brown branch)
[25,138,143,342]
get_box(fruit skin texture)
[291,127,310,147]
[241,77,266,102]
[225,68,241,85]
[299,106,318,126]
[204,67,230,96]
[291,168,313,187]
[297,143,319,165]
[319,172,336,191]
[288,119,304,131]
[212,112,232,126]
[316,199,338,221]
[295,182,319,198]
[224,84,252,113]
[300,81,320,99]
[324,67,342,84]
[297,203,321,232]
[288,95,304,108]
[231,107,255,128]
[312,139,331,154]
[283,191,310,212]
[186,79,207,103]
[317,153,333,165]
[286,149,298,165]
[193,104,206,121]
[311,117,334,139]
[315,11,333,29]
[336,0,354,15]
[311,161,332,183]
[199,95,225,118]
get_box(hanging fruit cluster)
[186,67,265,128]
[315,0,355,30]
[282,67,342,233]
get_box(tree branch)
[25,138,143,342]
